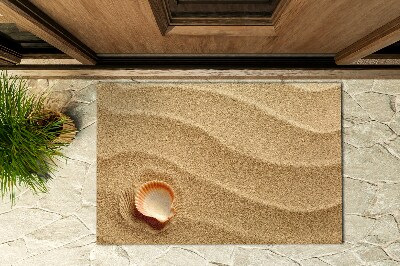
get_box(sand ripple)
[97,83,342,244]
[100,150,341,244]
[99,108,340,166]
[99,84,341,164]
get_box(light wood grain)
[335,16,400,65]
[167,25,276,36]
[26,0,400,54]
[0,13,13,23]
[0,0,96,64]
[4,68,400,79]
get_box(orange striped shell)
[134,181,175,223]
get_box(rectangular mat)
[97,82,342,244]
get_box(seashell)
[135,181,175,224]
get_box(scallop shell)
[135,181,175,223]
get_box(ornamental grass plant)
[0,71,74,204]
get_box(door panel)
[27,0,400,54]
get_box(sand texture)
[97,82,342,244]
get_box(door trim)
[148,0,291,36]
[335,16,400,65]
[0,32,22,64]
[0,0,97,65]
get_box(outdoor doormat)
[97,82,342,244]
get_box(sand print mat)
[97,82,342,244]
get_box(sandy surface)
[97,82,342,244]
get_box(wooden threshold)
[2,67,400,80]
[0,56,398,79]
[335,16,400,65]
[0,0,97,65]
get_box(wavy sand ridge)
[99,84,341,166]
[97,82,342,244]
[212,82,341,132]
[101,83,341,132]
[99,111,340,211]
[100,151,341,244]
